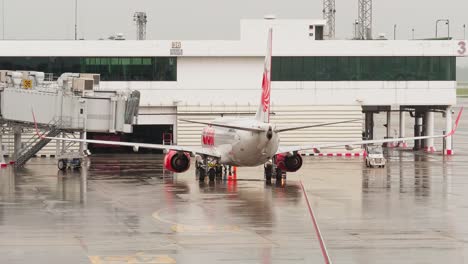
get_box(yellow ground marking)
[89,252,176,264]
[152,207,240,233]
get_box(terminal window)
[0,57,177,81]
[272,56,456,81]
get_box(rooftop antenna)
[74,0,78,40]
[323,0,336,39]
[358,0,372,40]
[133,12,147,40]
[2,0,4,40]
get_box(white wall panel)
[177,105,363,153]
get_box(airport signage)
[170,41,183,56]
[22,79,32,89]
[458,41,466,55]
[172,41,181,49]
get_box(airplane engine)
[275,153,303,172]
[164,150,191,173]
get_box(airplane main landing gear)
[208,168,216,181]
[264,163,273,182]
[275,168,283,182]
[196,163,206,181]
[264,160,286,184]
[215,166,223,178]
[196,156,221,182]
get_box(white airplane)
[34,28,463,182]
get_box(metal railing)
[14,118,63,168]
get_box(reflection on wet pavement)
[1,105,468,264]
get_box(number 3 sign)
[458,41,467,55]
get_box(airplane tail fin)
[255,28,272,123]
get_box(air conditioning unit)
[0,70,10,82]
[72,78,94,93]
[80,73,100,87]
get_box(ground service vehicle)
[365,145,386,168]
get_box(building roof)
[0,19,464,57]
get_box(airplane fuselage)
[201,118,279,166]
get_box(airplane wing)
[277,107,463,154]
[41,136,220,158]
[32,113,220,158]
[275,119,362,133]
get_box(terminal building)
[0,19,466,156]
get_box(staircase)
[14,127,62,168]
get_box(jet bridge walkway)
[0,71,140,168]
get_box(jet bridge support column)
[421,112,428,151]
[386,111,391,139]
[398,111,408,148]
[413,112,423,151]
[13,127,22,162]
[79,131,88,155]
[364,112,374,140]
[55,132,66,156]
[425,111,435,152]
[0,133,6,167]
[61,132,66,154]
[383,111,394,147]
[445,106,453,155]
[79,132,84,154]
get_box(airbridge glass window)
[0,57,177,81]
[272,56,455,81]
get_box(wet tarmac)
[1,106,468,263]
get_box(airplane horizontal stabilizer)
[275,119,362,133]
[179,119,265,132]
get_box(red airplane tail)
[255,28,272,123]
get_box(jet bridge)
[0,71,140,167]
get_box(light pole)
[2,0,4,40]
[436,19,450,39]
[393,24,397,40]
[447,20,450,39]
[464,24,466,39]
[353,20,359,40]
[74,0,78,40]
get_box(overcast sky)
[1,0,467,64]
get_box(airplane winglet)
[31,109,45,139]
[446,106,463,137]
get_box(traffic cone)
[0,147,7,168]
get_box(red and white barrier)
[424,146,436,153]
[0,149,7,168]
[302,151,367,157]
[397,142,408,148]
